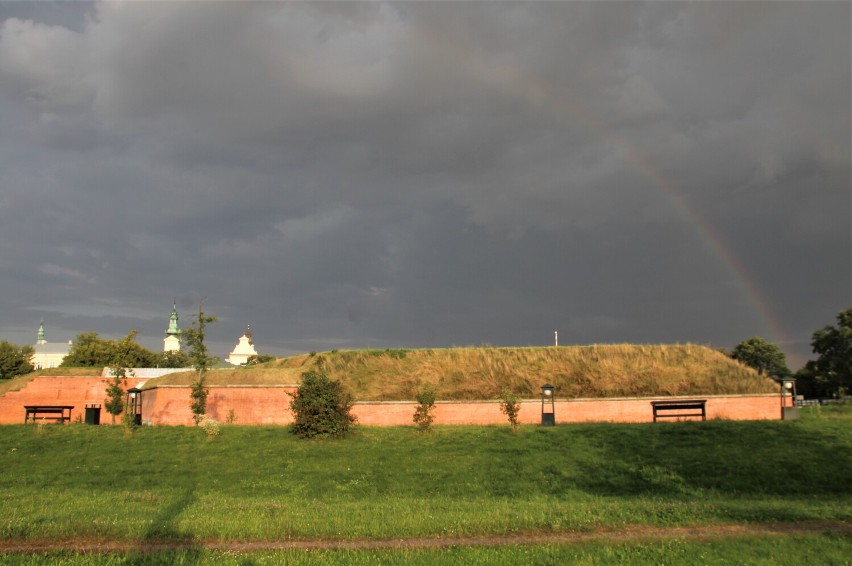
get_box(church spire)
[163,301,181,353]
[37,320,46,345]
[166,300,180,336]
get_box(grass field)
[2,534,851,565]
[1,406,849,563]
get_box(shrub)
[500,391,521,432]
[201,418,221,440]
[121,405,137,435]
[245,354,275,366]
[289,369,356,438]
[104,375,127,425]
[413,386,437,432]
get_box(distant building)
[31,320,71,369]
[164,301,181,352]
[227,325,258,366]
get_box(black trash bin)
[84,403,101,425]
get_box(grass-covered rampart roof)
[140,344,775,400]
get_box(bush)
[413,385,437,432]
[500,391,521,432]
[201,418,221,440]
[244,354,275,366]
[289,369,356,438]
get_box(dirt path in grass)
[1,522,850,554]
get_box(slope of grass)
[0,407,848,545]
[0,368,105,397]
[144,366,303,387]
[0,374,36,397]
[141,344,775,400]
[33,367,103,377]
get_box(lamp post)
[541,384,555,426]
[780,377,798,421]
[126,387,143,426]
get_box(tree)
[184,299,216,425]
[730,337,790,378]
[798,307,852,398]
[116,340,158,368]
[160,349,191,368]
[289,368,356,438]
[104,374,126,425]
[61,332,114,367]
[500,391,522,432]
[61,331,157,368]
[103,331,141,425]
[0,340,34,379]
[412,385,437,432]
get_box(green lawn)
[2,534,851,565]
[0,406,849,562]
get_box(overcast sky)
[0,1,848,369]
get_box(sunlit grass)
[0,407,849,562]
[141,344,775,400]
[2,533,851,565]
[0,407,848,545]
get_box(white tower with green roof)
[32,320,71,369]
[163,301,181,352]
[37,320,47,345]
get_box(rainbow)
[408,22,789,347]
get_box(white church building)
[227,325,259,366]
[31,320,72,369]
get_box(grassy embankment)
[0,368,102,397]
[0,407,849,563]
[144,344,775,400]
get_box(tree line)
[731,307,851,399]
[59,331,193,369]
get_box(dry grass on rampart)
[141,344,774,400]
[0,374,35,396]
[314,345,775,400]
[0,367,103,396]
[34,367,103,377]
[146,366,304,387]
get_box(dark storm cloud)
[0,2,848,367]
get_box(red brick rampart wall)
[141,388,786,425]
[142,386,299,426]
[0,376,148,424]
[2,377,787,426]
[356,395,785,425]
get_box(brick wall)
[0,376,148,424]
[141,385,298,426]
[2,377,788,426]
[132,387,788,425]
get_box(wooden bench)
[650,400,706,422]
[24,405,74,424]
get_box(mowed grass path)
[0,407,849,563]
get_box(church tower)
[163,301,181,352]
[227,325,258,365]
[37,320,47,345]
[32,320,71,369]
